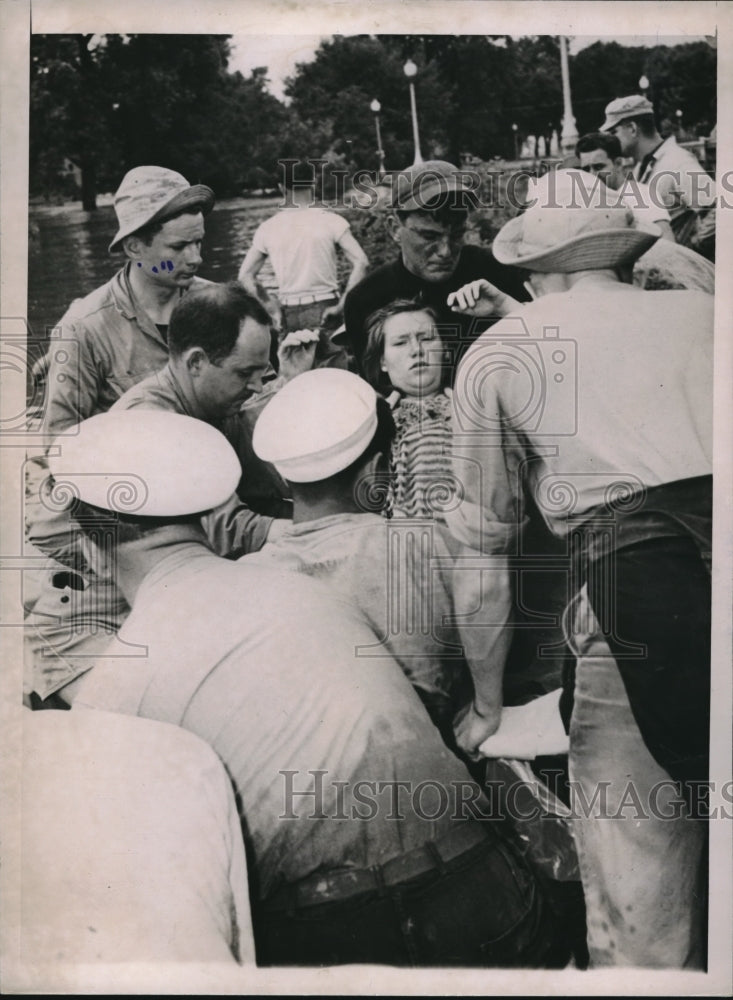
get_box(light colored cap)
[599,94,654,132]
[48,411,240,517]
[492,169,660,273]
[109,166,215,253]
[253,369,378,482]
[391,159,479,212]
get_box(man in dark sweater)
[342,160,529,371]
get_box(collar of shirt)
[284,512,383,537]
[638,136,672,182]
[158,362,214,424]
[113,264,177,347]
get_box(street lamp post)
[639,74,650,98]
[370,99,386,178]
[675,108,683,136]
[512,123,519,161]
[403,59,423,165]
[559,35,578,154]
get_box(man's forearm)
[454,549,513,714]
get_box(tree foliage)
[29,33,717,207]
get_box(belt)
[263,822,490,912]
[280,291,338,307]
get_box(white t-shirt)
[251,206,350,301]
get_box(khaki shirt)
[41,264,211,444]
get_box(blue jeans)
[253,829,568,967]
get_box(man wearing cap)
[599,95,715,250]
[244,367,498,742]
[342,160,529,370]
[24,283,286,706]
[69,409,564,969]
[40,165,216,438]
[445,169,712,968]
[24,166,217,704]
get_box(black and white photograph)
[1,0,732,994]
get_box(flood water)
[27,197,282,352]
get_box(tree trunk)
[80,157,97,211]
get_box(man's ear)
[123,234,144,262]
[182,346,208,375]
[387,213,403,246]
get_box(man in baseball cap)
[446,168,712,968]
[342,160,530,367]
[25,166,216,704]
[598,95,715,247]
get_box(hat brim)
[109,184,215,253]
[493,216,661,273]
[599,115,630,133]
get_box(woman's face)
[380,310,444,397]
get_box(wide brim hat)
[493,169,661,273]
[48,410,240,517]
[109,166,215,252]
[252,368,378,482]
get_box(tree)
[30,34,120,209]
[285,35,454,173]
[30,34,297,203]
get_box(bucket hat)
[109,166,215,252]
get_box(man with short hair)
[598,94,715,248]
[575,130,674,238]
[342,160,529,369]
[112,280,285,554]
[238,159,368,339]
[68,408,564,969]
[575,130,715,291]
[25,283,280,706]
[446,169,711,968]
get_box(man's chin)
[423,266,457,283]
